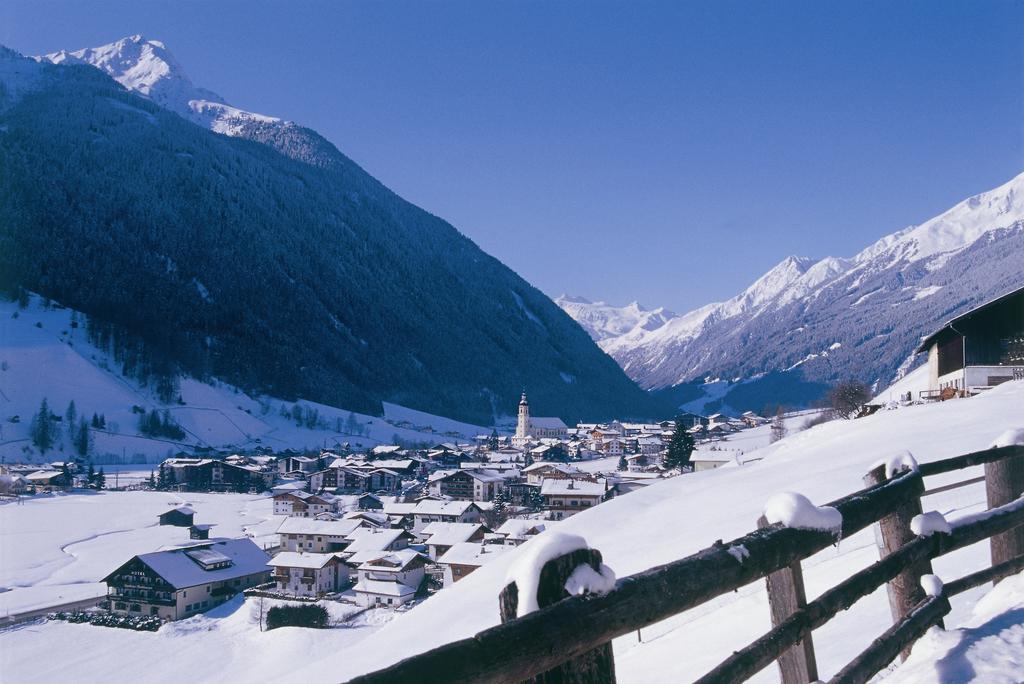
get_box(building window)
[150,607,159,615]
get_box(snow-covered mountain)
[560,173,1024,409]
[39,35,282,135]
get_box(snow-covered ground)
[0,295,489,464]
[2,382,1021,682]
[0,491,278,617]
[0,593,394,683]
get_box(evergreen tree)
[31,398,54,454]
[664,417,695,471]
[16,286,29,309]
[147,470,156,489]
[95,468,106,490]
[65,400,77,441]
[528,487,545,512]
[74,417,91,457]
[86,461,96,487]
[91,413,101,429]
[157,463,167,490]
[617,455,628,471]
[489,490,510,527]
[487,429,499,451]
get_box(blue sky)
[3,1,1021,312]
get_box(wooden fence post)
[757,516,818,684]
[499,547,615,684]
[985,450,1024,578]
[863,465,934,658]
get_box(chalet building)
[436,469,504,502]
[24,470,71,491]
[436,542,510,587]
[189,524,215,540]
[268,551,348,597]
[522,462,586,485]
[540,478,607,520]
[420,522,489,560]
[692,456,733,472]
[277,456,320,475]
[341,527,415,566]
[916,286,1024,396]
[158,506,195,527]
[358,493,384,511]
[352,549,427,607]
[163,458,267,492]
[102,539,271,621]
[492,519,552,546]
[309,465,401,494]
[277,517,364,553]
[272,491,337,517]
[503,480,541,507]
[410,500,484,532]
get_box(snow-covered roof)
[540,479,606,497]
[268,551,339,570]
[108,539,270,589]
[24,470,64,482]
[352,579,417,597]
[522,462,580,475]
[356,548,424,572]
[342,528,408,554]
[422,522,486,547]
[436,542,510,567]
[276,517,363,536]
[495,519,551,539]
[165,505,195,515]
[382,502,418,515]
[412,500,479,517]
[530,417,568,429]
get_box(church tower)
[516,391,530,440]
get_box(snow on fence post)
[499,546,616,683]
[985,435,1024,578]
[756,515,818,684]
[863,462,935,657]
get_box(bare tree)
[829,380,871,419]
[769,406,787,444]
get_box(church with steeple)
[512,391,568,447]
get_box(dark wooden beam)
[985,449,1024,579]
[945,554,1024,596]
[864,463,935,655]
[827,596,950,684]
[918,445,1024,477]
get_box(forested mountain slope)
[0,45,666,424]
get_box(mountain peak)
[37,36,285,135]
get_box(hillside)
[309,380,1024,681]
[0,294,493,464]
[0,43,667,425]
[559,174,1024,413]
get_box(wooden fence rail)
[350,444,1024,684]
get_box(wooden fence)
[350,444,1024,684]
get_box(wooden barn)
[916,285,1024,397]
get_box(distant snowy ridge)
[39,35,283,136]
[559,172,1024,401]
